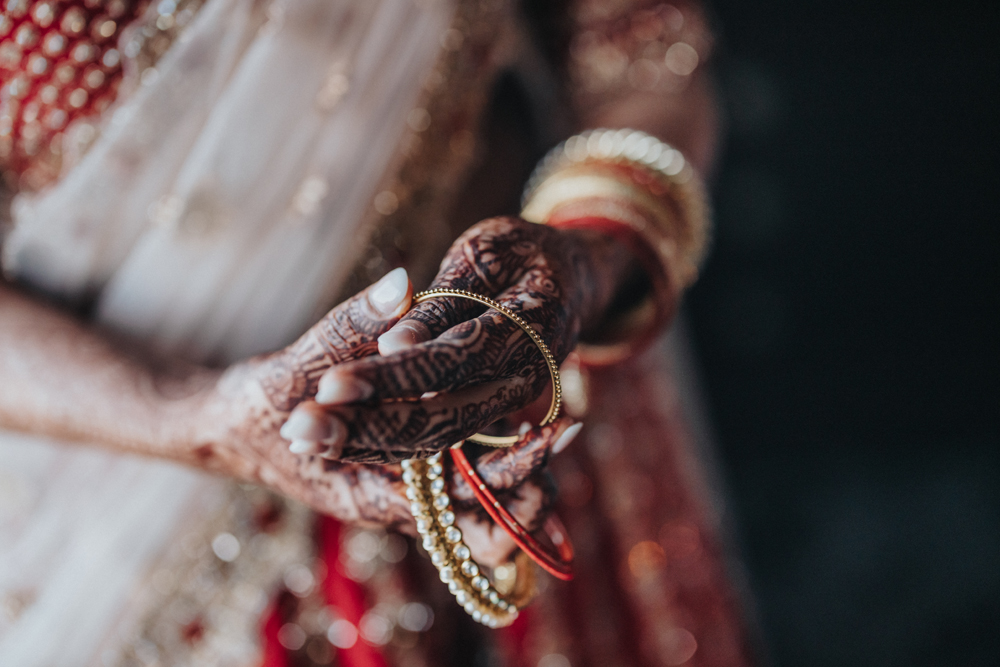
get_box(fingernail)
[518,421,532,436]
[321,416,347,449]
[369,267,409,316]
[552,422,583,454]
[316,370,372,404]
[321,439,343,460]
[289,439,320,455]
[377,325,419,355]
[280,408,332,441]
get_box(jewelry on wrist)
[522,128,709,287]
[521,128,710,364]
[403,290,575,624]
[450,446,574,581]
[412,288,562,448]
[402,452,520,628]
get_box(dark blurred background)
[685,2,1000,665]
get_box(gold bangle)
[519,129,710,364]
[412,289,562,446]
[402,451,522,628]
[521,128,710,290]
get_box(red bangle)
[450,446,574,581]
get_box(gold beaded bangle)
[402,452,522,628]
[412,289,562,447]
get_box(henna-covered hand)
[280,216,626,463]
[252,215,629,564]
[202,261,584,565]
[202,267,414,517]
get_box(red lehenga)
[0,0,755,665]
[254,339,754,667]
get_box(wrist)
[522,129,710,364]
[164,362,264,480]
[556,213,674,364]
[561,226,647,335]
[154,366,233,469]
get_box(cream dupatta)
[0,0,454,663]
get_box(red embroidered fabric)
[0,0,141,188]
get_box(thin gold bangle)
[412,289,562,447]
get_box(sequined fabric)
[518,339,754,667]
[0,0,141,189]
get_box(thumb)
[308,267,413,365]
[450,418,582,498]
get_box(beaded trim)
[101,484,315,667]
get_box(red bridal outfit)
[0,1,755,665]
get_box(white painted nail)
[321,416,347,449]
[518,421,532,436]
[280,409,331,441]
[552,422,583,454]
[369,267,409,316]
[316,370,372,405]
[321,439,344,460]
[377,325,419,355]
[289,439,320,455]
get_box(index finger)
[259,268,412,411]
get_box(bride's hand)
[270,215,608,564]
[282,216,609,463]
[209,243,585,564]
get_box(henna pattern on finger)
[256,288,400,411]
[470,433,554,490]
[328,379,539,462]
[320,218,610,459]
[216,216,632,562]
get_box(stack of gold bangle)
[402,452,520,628]
[522,128,709,289]
[520,128,710,364]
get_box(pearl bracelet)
[402,452,519,628]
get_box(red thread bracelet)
[450,446,574,581]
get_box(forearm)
[0,282,407,524]
[0,283,220,464]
